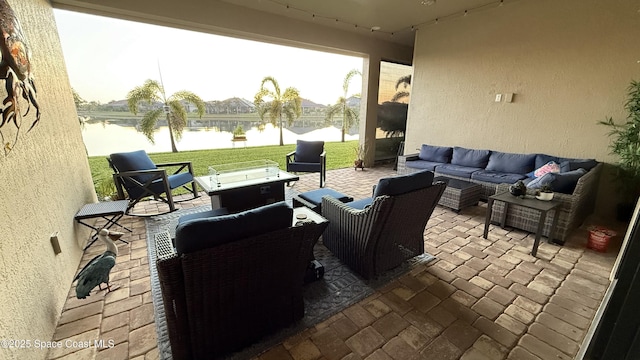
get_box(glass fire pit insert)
[208,160,280,187]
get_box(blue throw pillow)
[419,145,453,163]
[527,168,587,193]
[559,158,598,173]
[526,173,555,189]
[552,168,587,193]
[451,147,491,168]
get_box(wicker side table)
[434,176,482,212]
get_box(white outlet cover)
[495,94,502,102]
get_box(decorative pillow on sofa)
[451,147,491,168]
[526,168,587,194]
[559,158,598,173]
[533,161,561,178]
[526,173,555,189]
[552,168,587,193]
[419,145,453,163]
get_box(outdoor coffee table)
[434,176,482,212]
[483,191,561,257]
[194,160,299,213]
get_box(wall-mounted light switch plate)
[495,94,502,102]
[505,93,514,102]
[51,232,62,255]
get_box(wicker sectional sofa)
[397,145,602,244]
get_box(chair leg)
[191,181,199,198]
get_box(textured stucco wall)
[0,0,95,358]
[406,0,639,216]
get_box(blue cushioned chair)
[108,150,199,216]
[286,140,326,187]
[155,202,324,359]
[322,171,445,279]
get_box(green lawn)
[88,140,359,198]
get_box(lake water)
[81,122,359,156]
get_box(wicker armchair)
[321,182,446,279]
[154,202,323,359]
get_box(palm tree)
[254,76,302,146]
[126,79,205,153]
[325,69,361,142]
[391,74,411,102]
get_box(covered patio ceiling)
[219,0,501,46]
[51,0,501,51]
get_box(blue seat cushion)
[486,151,535,174]
[406,160,441,171]
[435,164,483,179]
[175,201,293,254]
[451,147,491,168]
[177,208,230,225]
[419,145,453,163]
[287,162,322,172]
[347,197,373,210]
[373,170,434,197]
[133,171,194,200]
[294,140,324,162]
[299,188,353,206]
[471,170,527,184]
[167,172,194,189]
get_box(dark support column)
[359,54,381,168]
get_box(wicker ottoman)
[434,176,482,212]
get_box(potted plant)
[232,124,247,141]
[600,80,640,221]
[535,184,554,201]
[354,143,366,170]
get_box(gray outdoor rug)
[145,203,436,360]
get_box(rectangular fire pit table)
[194,160,299,213]
[433,176,482,212]
[483,191,561,257]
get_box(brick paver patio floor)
[48,165,627,360]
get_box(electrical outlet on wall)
[495,94,502,102]
[51,232,62,255]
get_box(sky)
[53,10,364,105]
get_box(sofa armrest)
[396,153,420,175]
[401,153,420,161]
